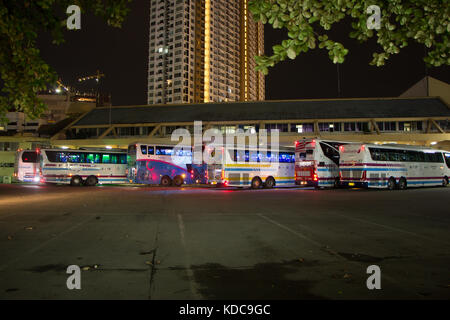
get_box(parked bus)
[339,143,450,189]
[206,145,295,188]
[14,149,40,182]
[39,148,128,186]
[295,139,348,188]
[127,143,207,186]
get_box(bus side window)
[235,150,245,162]
[102,154,111,164]
[141,145,147,155]
[58,152,68,163]
[68,152,85,163]
[119,154,127,164]
[387,149,399,162]
[156,146,173,155]
[86,153,95,163]
[148,146,155,155]
[445,153,450,168]
[369,148,379,161]
[110,154,118,164]
[434,153,444,163]
[94,154,101,163]
[249,150,259,162]
[399,150,407,162]
[320,143,339,165]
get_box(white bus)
[39,149,128,186]
[127,143,208,186]
[14,149,40,183]
[295,139,348,188]
[339,143,450,189]
[206,145,295,188]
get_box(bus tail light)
[221,169,225,181]
[357,144,365,153]
[362,170,367,181]
[339,145,345,153]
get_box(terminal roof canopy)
[73,97,450,126]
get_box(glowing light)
[61,146,69,149]
[430,141,437,145]
[204,0,211,102]
[105,146,112,149]
[55,87,62,93]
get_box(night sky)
[37,1,449,106]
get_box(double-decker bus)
[295,139,348,188]
[206,145,295,188]
[127,143,207,186]
[14,149,40,183]
[339,143,450,189]
[39,148,128,186]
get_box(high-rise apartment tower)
[147,0,264,105]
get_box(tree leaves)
[249,0,450,74]
[0,0,132,120]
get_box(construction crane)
[55,79,70,94]
[78,70,105,83]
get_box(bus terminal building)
[50,96,450,150]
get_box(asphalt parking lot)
[0,183,449,299]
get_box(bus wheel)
[398,177,407,190]
[251,177,262,189]
[443,176,449,187]
[160,175,172,187]
[264,177,275,189]
[85,175,98,187]
[387,177,396,190]
[173,175,184,187]
[70,175,83,186]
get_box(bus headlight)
[34,176,40,182]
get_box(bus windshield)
[21,151,39,163]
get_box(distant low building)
[400,76,450,106]
[0,91,97,136]
[50,96,450,151]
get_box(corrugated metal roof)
[73,97,450,126]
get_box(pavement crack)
[148,226,159,300]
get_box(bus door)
[295,141,316,184]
